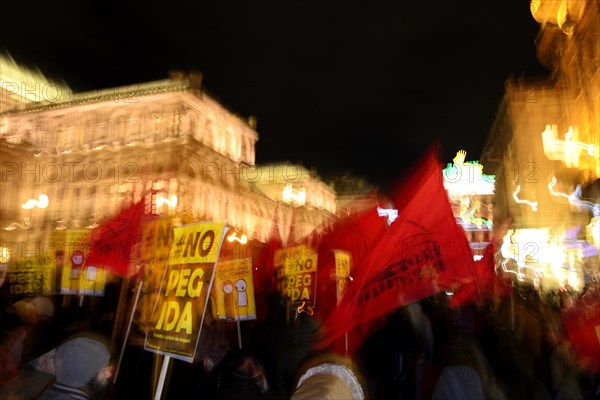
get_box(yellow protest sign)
[168,222,225,265]
[276,245,318,306]
[212,258,256,321]
[145,222,228,363]
[48,230,106,296]
[334,250,351,304]
[6,257,53,297]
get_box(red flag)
[449,243,512,308]
[314,200,389,324]
[85,199,146,277]
[314,146,474,350]
[561,289,600,373]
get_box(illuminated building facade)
[480,0,599,291]
[1,62,336,262]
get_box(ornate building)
[480,0,599,291]
[1,60,337,263]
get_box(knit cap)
[54,336,110,388]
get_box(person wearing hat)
[38,334,113,400]
[290,353,366,400]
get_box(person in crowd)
[290,353,367,400]
[37,333,114,400]
[0,296,59,385]
[274,311,319,398]
[216,352,279,400]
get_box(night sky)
[1,0,549,189]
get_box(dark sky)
[1,0,549,189]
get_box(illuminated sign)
[443,150,495,197]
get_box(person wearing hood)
[38,334,113,400]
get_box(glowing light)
[588,217,599,246]
[541,125,596,168]
[549,177,600,217]
[548,176,571,200]
[4,218,31,231]
[227,231,248,245]
[377,207,398,225]
[501,229,550,285]
[513,185,538,211]
[282,184,306,206]
[21,194,48,209]
[156,195,178,208]
[296,301,314,316]
[0,53,72,104]
[443,150,495,197]
[0,247,9,263]
[570,186,600,217]
[500,228,590,291]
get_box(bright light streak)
[0,247,9,263]
[21,194,49,209]
[549,177,599,217]
[542,125,596,168]
[227,231,248,245]
[156,195,178,208]
[513,185,538,211]
[4,218,31,231]
[377,207,398,225]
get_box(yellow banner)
[168,222,225,265]
[212,258,256,321]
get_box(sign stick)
[115,279,144,382]
[154,355,171,400]
[237,320,243,349]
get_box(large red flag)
[449,242,513,308]
[314,147,474,349]
[314,199,389,322]
[85,199,146,277]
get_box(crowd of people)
[0,273,599,399]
